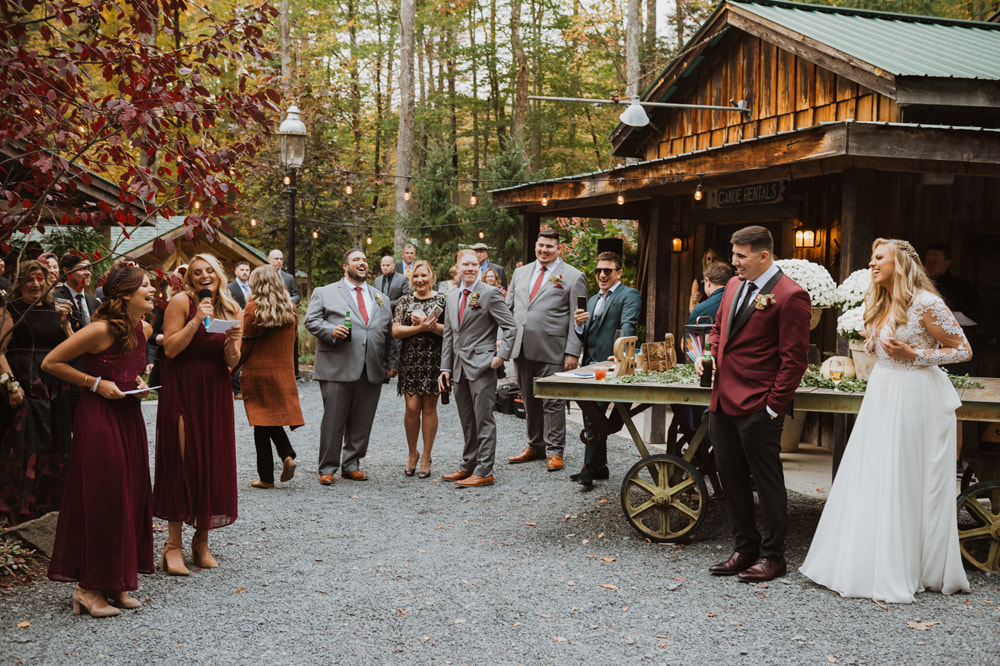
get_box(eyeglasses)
[595,267,617,275]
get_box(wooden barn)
[492,0,1000,385]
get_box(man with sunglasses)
[571,251,640,486]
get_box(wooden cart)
[534,370,1000,573]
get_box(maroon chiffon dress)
[153,298,237,529]
[48,321,153,591]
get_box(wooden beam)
[643,197,673,444]
[522,212,540,266]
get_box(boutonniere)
[550,273,564,288]
[374,293,384,307]
[468,292,482,309]
[754,293,776,310]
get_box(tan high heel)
[72,588,120,618]
[192,530,218,569]
[107,591,141,609]
[161,541,190,576]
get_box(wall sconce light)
[671,229,689,254]
[793,224,821,249]
[541,189,549,206]
[693,176,704,202]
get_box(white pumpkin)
[820,355,856,380]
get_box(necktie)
[529,265,547,302]
[406,265,411,279]
[594,291,608,319]
[75,294,89,325]
[458,288,470,325]
[355,286,369,325]
[241,282,249,295]
[739,281,757,313]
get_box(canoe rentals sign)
[707,181,785,209]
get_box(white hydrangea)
[834,268,872,311]
[775,259,837,308]
[836,304,865,340]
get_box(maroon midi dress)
[48,321,154,591]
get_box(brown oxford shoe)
[441,470,472,481]
[547,454,564,472]
[709,551,758,576]
[318,474,336,485]
[737,557,788,582]
[342,470,368,481]
[455,474,494,487]
[508,446,546,464]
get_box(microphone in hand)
[198,289,213,327]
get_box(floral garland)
[833,268,872,311]
[836,304,865,340]
[774,259,836,308]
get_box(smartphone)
[577,296,587,311]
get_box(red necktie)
[529,265,547,302]
[355,286,369,324]
[458,288,470,325]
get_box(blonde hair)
[183,253,241,320]
[248,265,296,328]
[863,238,941,346]
[409,260,436,288]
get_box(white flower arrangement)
[834,268,872,311]
[836,304,866,341]
[775,259,837,308]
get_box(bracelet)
[188,319,199,330]
[91,376,101,393]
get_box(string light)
[617,192,625,205]
[345,183,353,195]
[541,189,549,206]
[694,176,704,201]
[424,236,431,245]
[478,229,485,239]
[404,180,411,201]
[470,181,478,206]
[250,218,257,227]
[312,230,318,239]
[366,234,372,245]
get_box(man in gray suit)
[268,249,301,305]
[506,229,588,472]
[572,251,641,486]
[305,248,397,483]
[438,249,517,487]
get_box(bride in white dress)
[800,238,971,604]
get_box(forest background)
[2,0,995,297]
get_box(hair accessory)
[897,240,920,262]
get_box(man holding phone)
[572,251,641,486]
[438,250,516,487]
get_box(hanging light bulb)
[345,183,353,195]
[478,229,485,239]
[694,177,704,202]
[366,234,373,245]
[617,193,625,205]
[312,230,318,239]
[250,218,257,227]
[424,236,431,245]
[541,189,549,206]
[470,181,478,206]
[404,183,411,201]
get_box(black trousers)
[582,401,609,467]
[708,408,787,559]
[254,426,296,483]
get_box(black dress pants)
[254,426,296,483]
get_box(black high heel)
[405,454,419,477]
[418,458,432,479]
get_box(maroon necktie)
[458,288,470,325]
[529,266,547,302]
[355,286,369,324]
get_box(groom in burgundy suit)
[697,225,811,582]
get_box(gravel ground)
[2,378,998,664]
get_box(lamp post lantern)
[278,105,307,275]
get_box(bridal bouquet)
[833,268,872,311]
[836,304,866,341]
[775,259,836,308]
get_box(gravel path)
[2,379,998,664]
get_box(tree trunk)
[348,0,362,166]
[395,0,415,247]
[627,0,641,101]
[510,0,528,151]
[643,0,657,77]
[280,0,291,81]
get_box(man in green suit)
[571,251,641,486]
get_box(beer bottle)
[700,342,714,388]
[344,311,352,342]
[440,375,450,404]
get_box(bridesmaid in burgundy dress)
[43,263,155,618]
[153,253,242,575]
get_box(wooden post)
[644,197,673,444]
[522,211,540,266]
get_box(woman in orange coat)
[238,266,304,488]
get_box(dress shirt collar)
[744,263,780,292]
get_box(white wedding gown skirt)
[799,362,971,603]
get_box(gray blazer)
[506,259,588,364]
[280,269,301,305]
[305,279,396,384]
[441,283,516,383]
[376,271,412,311]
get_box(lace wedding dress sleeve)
[912,292,972,367]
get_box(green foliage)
[945,372,984,390]
[609,364,700,384]
[551,217,640,293]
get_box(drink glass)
[829,358,845,383]
[594,367,607,381]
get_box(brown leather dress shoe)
[508,446,546,464]
[737,557,788,582]
[441,470,471,481]
[342,470,369,481]
[318,474,336,485]
[547,454,564,471]
[708,551,758,576]
[455,474,494,487]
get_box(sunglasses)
[595,267,617,275]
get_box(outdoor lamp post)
[278,105,307,274]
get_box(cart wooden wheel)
[620,454,708,543]
[956,480,1000,574]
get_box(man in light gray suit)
[438,249,517,487]
[376,256,412,310]
[305,248,397,484]
[506,229,588,472]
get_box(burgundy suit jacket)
[707,272,811,417]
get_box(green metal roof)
[734,1,1000,79]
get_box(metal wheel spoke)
[987,539,1000,572]
[958,525,994,540]
[627,476,659,497]
[964,498,998,525]
[671,501,701,522]
[666,475,696,495]
[620,454,708,543]
[626,499,657,519]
